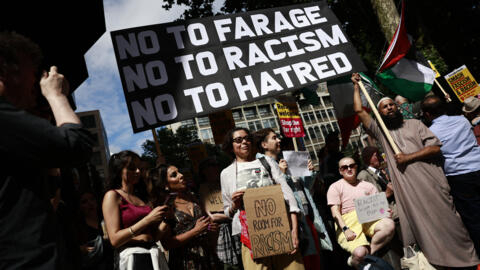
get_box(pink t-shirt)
[327,179,378,215]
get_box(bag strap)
[259,156,276,185]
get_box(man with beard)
[351,73,479,268]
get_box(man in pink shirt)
[327,157,395,267]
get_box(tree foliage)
[141,126,200,168]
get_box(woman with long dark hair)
[149,163,218,269]
[102,150,169,269]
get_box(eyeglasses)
[340,163,356,171]
[233,135,252,144]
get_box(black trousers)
[447,170,480,255]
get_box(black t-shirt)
[0,97,93,270]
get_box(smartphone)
[163,192,178,205]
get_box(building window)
[321,125,328,138]
[333,122,340,133]
[327,124,334,133]
[182,119,196,127]
[248,120,262,131]
[328,108,335,118]
[262,118,277,128]
[232,109,243,121]
[258,105,272,117]
[321,110,327,120]
[80,115,96,128]
[315,111,323,121]
[314,126,322,140]
[237,122,248,128]
[244,107,258,119]
[197,117,210,127]
[200,129,213,140]
[308,127,316,139]
[323,96,332,107]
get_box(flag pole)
[358,81,401,154]
[292,137,298,152]
[434,79,452,103]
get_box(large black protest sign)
[111,1,366,132]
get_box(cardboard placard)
[243,185,293,259]
[187,142,208,173]
[354,192,389,224]
[208,110,235,145]
[110,2,366,133]
[199,183,224,212]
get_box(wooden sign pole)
[358,81,401,154]
[151,129,166,164]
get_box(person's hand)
[193,216,211,235]
[40,66,68,99]
[290,228,299,254]
[345,229,356,241]
[387,209,393,218]
[279,159,288,174]
[231,190,245,211]
[80,244,95,254]
[351,72,360,85]
[207,221,219,232]
[307,160,314,171]
[385,183,394,198]
[145,205,169,224]
[394,153,410,165]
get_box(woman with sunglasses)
[253,128,333,269]
[326,157,395,268]
[102,150,169,269]
[220,127,304,270]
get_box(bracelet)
[129,226,135,236]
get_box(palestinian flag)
[376,0,436,102]
[328,73,382,147]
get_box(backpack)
[358,255,394,270]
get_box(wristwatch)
[342,226,349,232]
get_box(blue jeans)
[447,170,480,255]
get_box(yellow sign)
[427,60,441,78]
[444,65,480,102]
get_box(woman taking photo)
[220,127,305,270]
[150,164,218,269]
[102,150,169,269]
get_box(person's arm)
[330,205,356,241]
[394,145,441,165]
[102,191,167,248]
[352,72,372,128]
[163,216,211,249]
[40,66,80,126]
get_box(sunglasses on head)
[233,135,252,144]
[340,163,356,171]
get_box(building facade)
[77,110,110,180]
[172,82,365,167]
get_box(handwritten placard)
[354,192,389,224]
[199,183,224,212]
[243,185,293,259]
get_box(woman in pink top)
[102,150,169,269]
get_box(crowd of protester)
[2,32,480,270]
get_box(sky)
[75,0,223,155]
